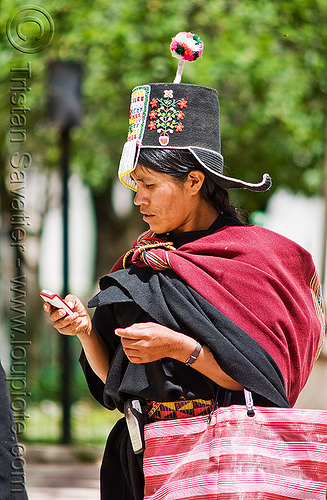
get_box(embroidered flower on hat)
[175,122,184,132]
[164,89,174,98]
[178,98,188,109]
[176,111,185,120]
[147,90,187,146]
[149,110,157,120]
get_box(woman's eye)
[145,184,154,189]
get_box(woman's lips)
[142,214,154,222]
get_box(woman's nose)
[134,189,148,206]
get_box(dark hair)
[137,148,240,219]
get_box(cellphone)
[124,400,145,455]
[40,289,74,316]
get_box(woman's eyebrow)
[131,173,153,183]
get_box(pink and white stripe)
[143,405,327,499]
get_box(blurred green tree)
[1,0,326,216]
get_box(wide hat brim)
[118,83,272,192]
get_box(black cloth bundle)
[81,265,289,412]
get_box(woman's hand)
[115,321,243,391]
[115,322,196,364]
[43,294,92,338]
[43,294,109,383]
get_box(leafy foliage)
[1,0,326,213]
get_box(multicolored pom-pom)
[170,32,203,83]
[170,32,204,62]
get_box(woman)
[44,83,325,500]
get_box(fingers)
[43,297,86,336]
[115,327,136,339]
[116,331,144,353]
[43,302,77,321]
[64,294,85,314]
[115,322,154,339]
[115,324,151,363]
[114,322,177,364]
[53,315,84,336]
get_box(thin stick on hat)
[170,32,204,83]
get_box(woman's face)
[131,164,201,234]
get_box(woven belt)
[145,398,214,421]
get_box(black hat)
[118,33,271,192]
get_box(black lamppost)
[48,61,82,444]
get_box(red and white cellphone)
[40,289,74,316]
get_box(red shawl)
[112,225,325,407]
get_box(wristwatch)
[185,342,202,366]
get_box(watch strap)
[185,342,202,366]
